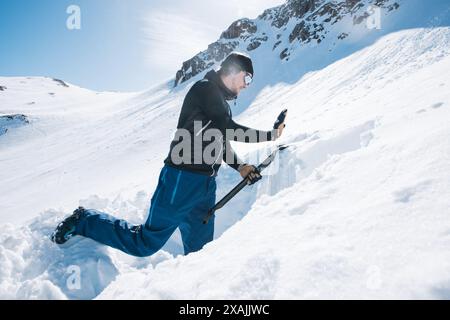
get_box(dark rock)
[220,18,257,40]
[289,21,311,43]
[338,32,349,40]
[247,41,262,51]
[0,86,6,91]
[273,40,282,50]
[264,0,320,28]
[315,2,342,24]
[387,2,400,11]
[53,78,69,87]
[247,36,268,51]
[289,0,318,18]
[353,12,369,25]
[280,48,290,60]
[0,114,30,136]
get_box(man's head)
[218,52,254,97]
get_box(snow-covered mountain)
[174,0,401,86]
[1,0,450,299]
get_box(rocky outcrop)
[53,78,69,87]
[260,0,322,28]
[220,19,257,40]
[173,0,401,86]
[0,86,6,91]
[0,114,29,136]
[174,41,239,86]
[247,35,269,51]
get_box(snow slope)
[97,27,450,299]
[1,26,449,299]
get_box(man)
[51,52,285,257]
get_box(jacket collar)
[204,70,237,101]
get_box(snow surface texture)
[1,0,450,299]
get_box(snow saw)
[203,109,288,224]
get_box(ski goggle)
[244,73,253,86]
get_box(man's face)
[229,71,252,96]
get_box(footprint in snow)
[393,180,432,203]
[431,102,444,109]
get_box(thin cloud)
[142,12,221,76]
[142,0,286,81]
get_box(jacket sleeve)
[227,119,278,143]
[223,139,246,172]
[194,81,278,143]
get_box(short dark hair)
[219,52,254,76]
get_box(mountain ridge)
[173,0,401,86]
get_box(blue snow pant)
[75,165,216,257]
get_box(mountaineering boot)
[51,206,86,244]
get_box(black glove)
[273,109,288,129]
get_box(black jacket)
[164,70,276,176]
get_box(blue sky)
[0,0,285,92]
